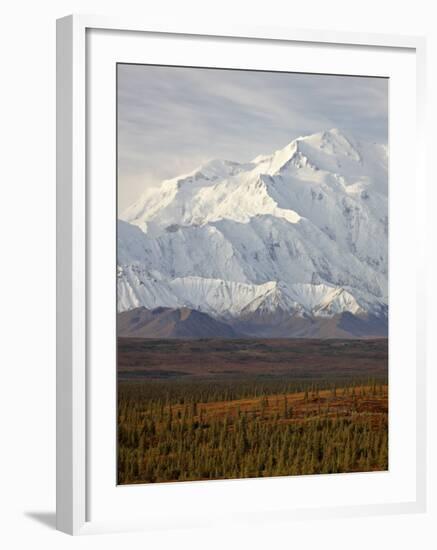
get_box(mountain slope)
[118,307,239,339]
[117,129,388,337]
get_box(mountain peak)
[250,128,360,176]
[299,128,361,162]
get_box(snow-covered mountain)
[117,129,388,337]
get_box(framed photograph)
[56,15,427,535]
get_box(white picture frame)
[56,14,427,535]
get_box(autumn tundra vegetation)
[117,338,388,484]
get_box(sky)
[117,64,388,212]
